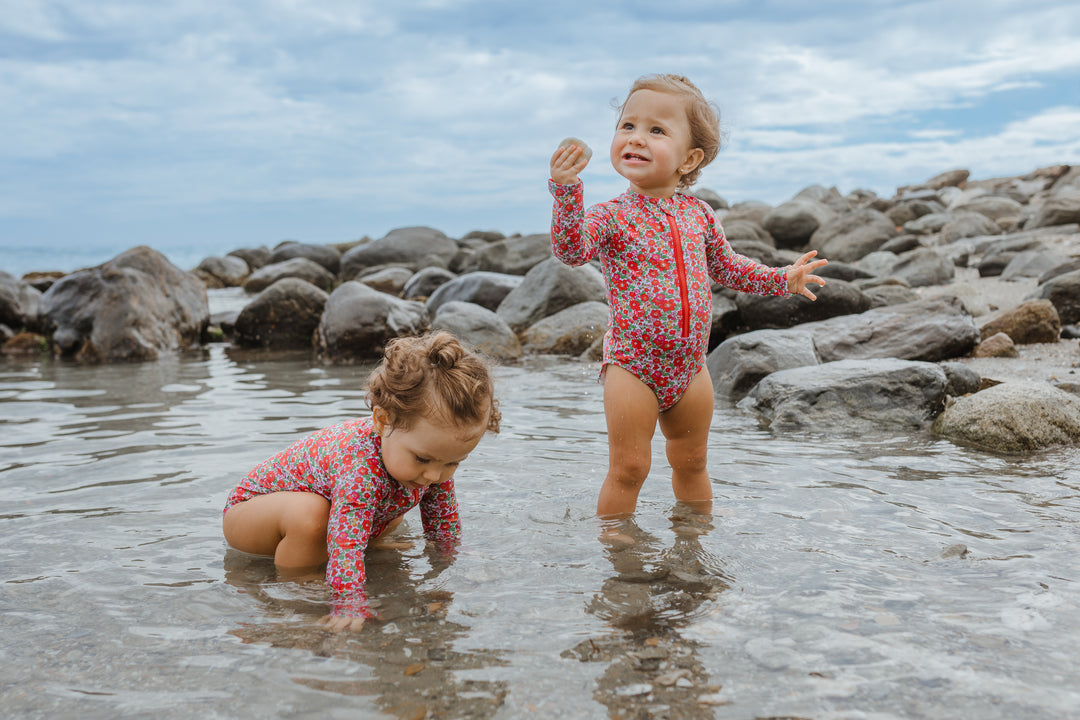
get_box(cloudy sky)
[2,0,1079,273]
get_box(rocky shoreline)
[3,165,1080,454]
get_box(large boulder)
[316,281,429,363]
[194,255,250,289]
[402,267,456,300]
[228,247,271,270]
[762,200,835,249]
[739,358,948,433]
[430,301,522,361]
[340,227,458,278]
[37,246,208,362]
[496,258,606,333]
[1028,269,1080,325]
[1029,188,1080,229]
[734,278,872,330]
[268,241,342,274]
[940,211,1002,242]
[243,257,336,293]
[356,266,414,296]
[426,271,523,314]
[0,271,42,332]
[458,233,553,275]
[889,247,955,287]
[233,278,328,349]
[708,328,819,400]
[808,208,898,262]
[519,301,609,356]
[951,195,1023,223]
[932,381,1080,452]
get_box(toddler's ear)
[680,147,705,175]
[372,406,390,433]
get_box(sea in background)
[3,286,1080,718]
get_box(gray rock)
[519,301,609,355]
[233,277,328,349]
[726,240,788,267]
[269,241,342,274]
[691,188,728,210]
[899,168,970,193]
[708,293,740,349]
[940,211,1002,243]
[863,284,921,308]
[427,271,523,313]
[1000,250,1073,281]
[879,234,924,255]
[762,199,835,249]
[357,266,414,296]
[497,258,606,332]
[855,251,901,278]
[458,233,553,275]
[1028,268,1080,325]
[243,257,336,293]
[316,281,429,363]
[402,267,456,300]
[1038,257,1080,285]
[952,195,1024,223]
[735,278,872,330]
[814,261,876,282]
[721,219,774,247]
[722,200,772,225]
[0,271,42,332]
[809,208,898,262]
[739,358,948,433]
[903,212,951,236]
[38,246,208,362]
[431,301,522,361]
[939,361,982,396]
[228,246,271,270]
[708,328,819,400]
[932,381,1080,452]
[973,332,1019,358]
[886,198,945,226]
[975,235,1048,277]
[194,255,250,289]
[805,296,979,363]
[340,226,458,278]
[1029,188,1080,229]
[890,247,955,287]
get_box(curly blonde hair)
[619,74,722,189]
[366,331,500,434]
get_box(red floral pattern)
[224,418,461,617]
[549,180,790,409]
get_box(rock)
[815,261,877,283]
[899,168,970,193]
[496,258,606,333]
[940,211,1003,242]
[691,187,728,210]
[952,195,1024,223]
[739,358,948,432]
[972,332,1019,358]
[863,284,921,307]
[976,235,1050,277]
[194,255,250,289]
[402,267,456,300]
[808,208,898,262]
[708,328,819,400]
[228,246,271,270]
[233,278,328,349]
[37,246,208,362]
[762,199,835,249]
[931,381,1080,452]
[1029,188,1080,228]
[903,212,951,235]
[316,281,429,363]
[243,257,336,293]
[854,251,900,278]
[722,219,774,247]
[1028,269,1080,325]
[460,230,506,243]
[1,332,49,356]
[886,198,945,226]
[708,293,740,349]
[806,296,979,362]
[889,247,955,287]
[879,234,924,255]
[722,200,772,225]
[357,266,414,296]
[431,301,522,361]
[979,299,1060,344]
[0,271,42,332]
[269,241,342,274]
[340,226,458,278]
[726,240,788,267]
[1038,258,1080,285]
[939,361,982,396]
[519,301,609,355]
[735,278,872,330]
[427,271,523,314]
[21,271,66,293]
[458,233,553,275]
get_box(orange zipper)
[667,217,690,338]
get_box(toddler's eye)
[415,456,430,464]
[651,126,665,135]
[620,122,634,131]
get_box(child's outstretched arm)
[786,250,828,300]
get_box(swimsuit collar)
[620,190,689,215]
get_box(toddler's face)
[374,409,486,492]
[609,89,700,198]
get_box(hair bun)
[427,332,464,369]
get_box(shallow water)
[3,336,1080,719]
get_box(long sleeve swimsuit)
[549,180,791,410]
[224,418,461,617]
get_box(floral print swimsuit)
[224,418,461,617]
[549,180,790,410]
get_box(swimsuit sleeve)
[418,476,462,552]
[549,180,608,266]
[703,203,790,297]
[326,482,376,618]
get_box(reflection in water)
[565,507,731,717]
[222,527,509,719]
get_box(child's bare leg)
[222,491,330,568]
[597,365,660,518]
[658,368,714,513]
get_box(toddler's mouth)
[624,153,648,161]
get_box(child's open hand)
[787,250,828,300]
[318,614,366,633]
[550,137,591,185]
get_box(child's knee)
[609,454,651,487]
[667,439,708,472]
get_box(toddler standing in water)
[549,73,827,519]
[223,331,500,631]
